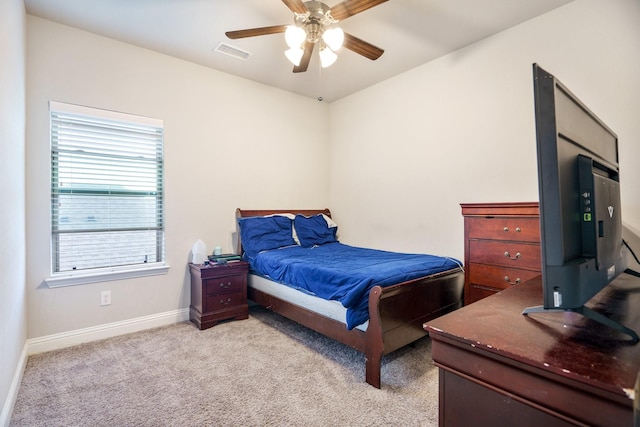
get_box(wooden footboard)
[365,269,464,388]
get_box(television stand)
[425,273,640,426]
[523,304,640,343]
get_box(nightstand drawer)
[468,240,540,269]
[468,263,541,290]
[205,275,245,295]
[206,291,245,311]
[198,262,248,279]
[467,216,540,242]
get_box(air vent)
[213,42,252,61]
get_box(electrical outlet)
[100,290,111,306]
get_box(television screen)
[523,64,638,342]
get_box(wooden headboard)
[235,208,332,255]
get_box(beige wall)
[25,16,330,339]
[0,0,27,423]
[329,0,640,260]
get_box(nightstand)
[189,261,249,330]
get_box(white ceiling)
[24,0,573,103]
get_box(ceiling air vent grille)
[213,42,252,61]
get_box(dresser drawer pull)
[219,297,232,305]
[219,281,232,289]
[503,227,522,232]
[504,251,521,260]
[504,276,521,285]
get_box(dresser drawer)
[467,216,540,242]
[206,291,245,311]
[205,275,245,295]
[468,240,541,270]
[467,284,501,303]
[468,263,541,291]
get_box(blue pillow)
[238,216,295,259]
[294,214,338,248]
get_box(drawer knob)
[219,297,232,305]
[516,227,521,232]
[504,251,521,260]
[503,227,509,232]
[504,276,521,285]
[219,281,232,289]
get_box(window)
[47,102,167,287]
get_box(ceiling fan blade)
[226,25,288,39]
[293,41,315,73]
[281,0,308,14]
[343,32,384,60]
[330,0,388,22]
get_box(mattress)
[248,273,369,332]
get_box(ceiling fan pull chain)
[317,59,324,102]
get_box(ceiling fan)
[225,0,387,73]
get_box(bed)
[235,208,464,388]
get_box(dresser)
[461,202,540,305]
[189,261,249,330]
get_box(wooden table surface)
[426,272,640,407]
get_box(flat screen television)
[523,64,638,342]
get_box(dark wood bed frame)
[235,208,464,388]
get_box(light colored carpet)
[10,306,439,426]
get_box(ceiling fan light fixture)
[285,25,306,49]
[285,47,304,66]
[319,46,337,68]
[322,27,344,51]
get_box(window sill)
[45,263,170,288]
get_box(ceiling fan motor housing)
[294,1,338,43]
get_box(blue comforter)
[248,242,461,329]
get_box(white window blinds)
[50,101,165,275]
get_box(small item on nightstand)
[208,253,242,263]
[191,239,207,264]
[214,246,222,256]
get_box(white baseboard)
[0,342,28,427]
[27,308,190,355]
